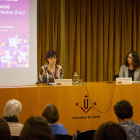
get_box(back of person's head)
[18,116,54,140]
[94,121,127,140]
[4,99,22,118]
[114,100,133,120]
[0,118,11,140]
[42,104,59,124]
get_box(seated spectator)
[0,117,12,140]
[3,99,23,136]
[114,100,140,140]
[94,121,127,140]
[42,104,68,134]
[18,116,54,140]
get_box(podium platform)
[0,82,140,135]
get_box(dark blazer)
[119,65,140,81]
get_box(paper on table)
[49,83,55,85]
[132,81,140,83]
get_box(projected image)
[0,0,29,68]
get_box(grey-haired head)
[4,99,22,118]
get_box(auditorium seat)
[54,134,73,140]
[11,136,19,140]
[77,130,96,140]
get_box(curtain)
[37,0,61,77]
[65,0,140,82]
[37,0,140,82]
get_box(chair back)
[77,130,96,140]
[114,75,119,81]
[54,134,73,140]
[11,136,19,140]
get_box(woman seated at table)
[39,50,63,83]
[42,104,68,135]
[119,51,140,81]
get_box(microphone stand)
[107,63,113,84]
[46,64,53,85]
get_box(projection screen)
[0,0,37,85]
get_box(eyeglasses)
[49,57,57,60]
[127,57,132,59]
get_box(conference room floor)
[0,82,140,135]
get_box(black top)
[128,69,134,81]
[3,117,19,123]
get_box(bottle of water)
[73,72,78,85]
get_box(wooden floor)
[0,82,140,135]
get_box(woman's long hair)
[18,116,54,140]
[125,51,140,70]
[0,118,12,140]
[94,121,127,140]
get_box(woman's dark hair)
[114,100,133,120]
[18,116,54,140]
[42,104,59,124]
[0,118,11,140]
[45,51,58,63]
[94,121,127,140]
[125,51,140,70]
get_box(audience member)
[4,99,23,136]
[18,116,54,140]
[0,117,12,140]
[114,100,140,140]
[42,104,68,134]
[94,121,127,140]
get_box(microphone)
[107,63,113,84]
[50,64,53,70]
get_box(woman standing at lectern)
[39,50,63,83]
[119,51,140,81]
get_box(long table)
[0,82,140,135]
